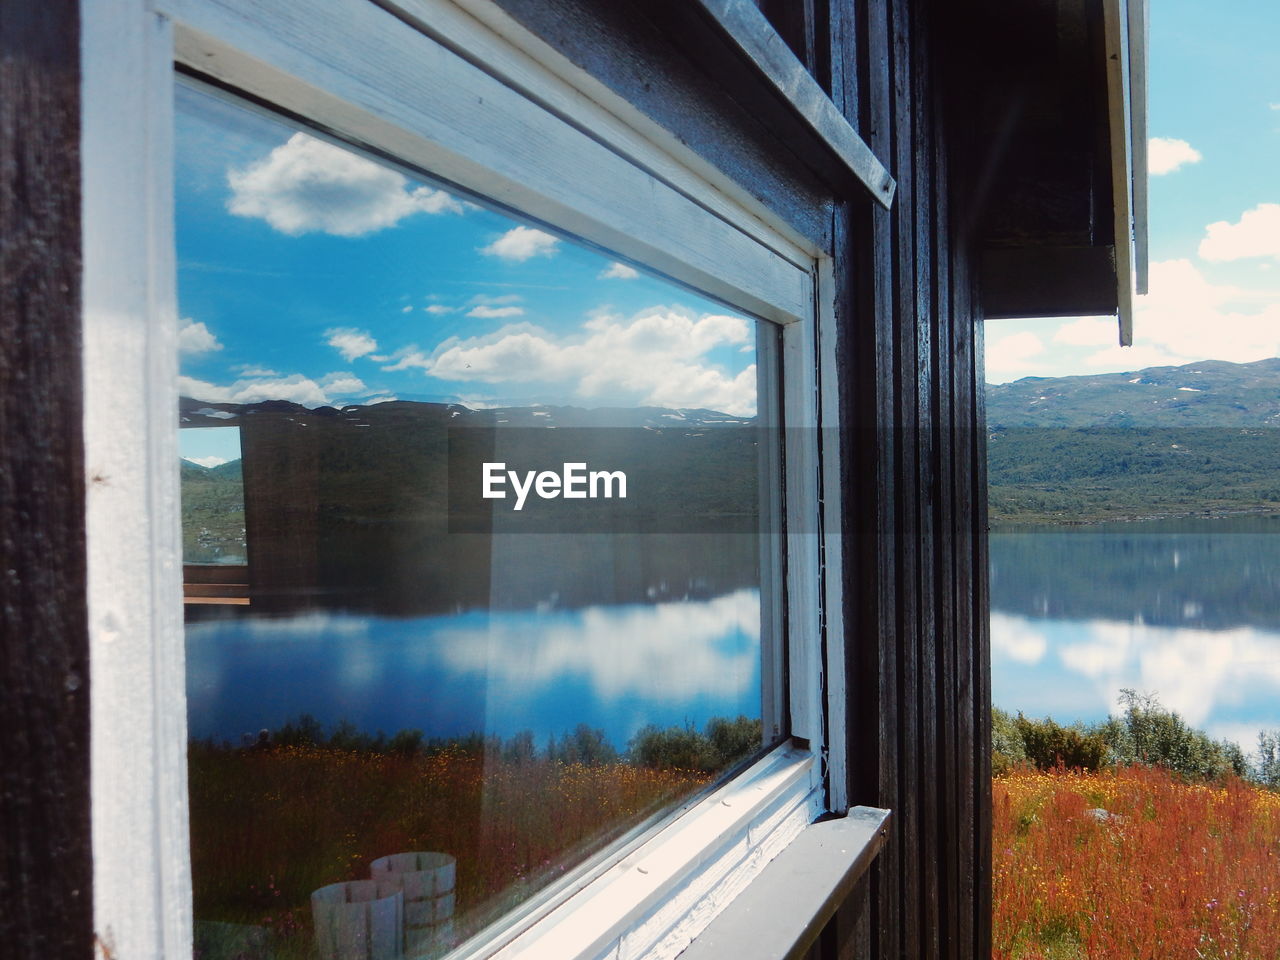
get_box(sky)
[984,0,1280,384]
[174,81,761,470]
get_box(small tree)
[1257,730,1280,788]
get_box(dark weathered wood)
[486,0,834,250]
[981,245,1119,318]
[932,42,961,960]
[700,0,892,204]
[0,3,92,959]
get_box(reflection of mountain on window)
[180,424,248,605]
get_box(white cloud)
[418,306,758,415]
[467,305,525,318]
[424,305,455,315]
[600,262,639,280]
[319,371,368,396]
[233,365,279,377]
[1116,258,1280,366]
[480,226,559,262]
[184,456,228,469]
[1052,316,1116,348]
[984,331,1045,377]
[179,370,369,408]
[1148,137,1202,175]
[227,133,464,236]
[325,327,378,362]
[178,319,222,354]
[401,305,413,314]
[1199,203,1280,262]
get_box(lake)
[990,514,1280,751]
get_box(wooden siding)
[820,0,992,956]
[0,3,93,959]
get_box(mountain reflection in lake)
[990,515,1280,748]
[187,587,760,752]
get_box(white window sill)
[466,744,823,960]
[677,806,892,960]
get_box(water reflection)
[187,591,761,749]
[990,517,1280,748]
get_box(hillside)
[987,357,1280,524]
[987,356,1280,429]
[178,397,764,612]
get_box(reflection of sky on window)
[174,83,758,416]
[178,425,241,467]
[184,593,760,749]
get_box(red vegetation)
[993,765,1280,959]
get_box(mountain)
[987,357,1280,428]
[178,396,764,613]
[986,358,1280,525]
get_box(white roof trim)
[1103,0,1149,346]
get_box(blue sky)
[985,0,1280,383]
[174,81,760,462]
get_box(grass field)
[994,765,1280,960]
[188,743,710,958]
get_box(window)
[83,1,843,958]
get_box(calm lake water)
[990,515,1280,750]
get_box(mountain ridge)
[986,357,1280,524]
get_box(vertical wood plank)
[0,4,91,958]
[928,11,961,958]
[972,285,994,960]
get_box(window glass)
[177,81,781,960]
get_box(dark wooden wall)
[0,3,93,959]
[823,0,992,957]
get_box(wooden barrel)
[310,879,404,960]
[369,852,456,954]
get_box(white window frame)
[81,0,849,957]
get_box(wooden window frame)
[81,0,849,956]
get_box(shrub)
[1013,714,1107,772]
[992,707,1027,776]
[547,723,618,766]
[629,716,761,773]
[1096,689,1246,781]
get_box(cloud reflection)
[990,611,1048,664]
[437,589,759,702]
[992,612,1280,731]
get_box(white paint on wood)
[464,746,819,960]
[83,1,191,957]
[783,303,823,743]
[377,0,824,266]
[1103,0,1137,345]
[690,0,895,209]
[1127,0,1150,295]
[816,255,848,813]
[159,0,812,324]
